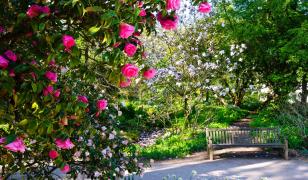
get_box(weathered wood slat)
[206,128,284,145]
[222,130,225,144]
[206,127,288,161]
[212,144,284,148]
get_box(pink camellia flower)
[45,71,57,83]
[139,9,146,17]
[0,56,9,69]
[143,68,156,79]
[43,85,54,96]
[49,59,56,67]
[138,1,143,7]
[30,72,37,80]
[26,5,50,18]
[32,41,38,47]
[133,32,141,36]
[4,50,17,62]
[160,18,178,30]
[157,12,178,30]
[62,35,75,51]
[9,69,15,77]
[119,79,131,88]
[26,32,33,37]
[49,150,59,159]
[26,5,41,18]
[61,164,70,173]
[119,23,135,39]
[150,13,155,19]
[97,99,108,111]
[55,138,74,149]
[40,6,51,15]
[78,95,88,104]
[53,89,60,98]
[121,64,139,78]
[124,43,137,57]
[31,60,37,65]
[198,2,212,13]
[4,138,26,153]
[0,26,5,33]
[0,137,5,144]
[166,0,181,10]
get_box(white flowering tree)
[138,16,260,128]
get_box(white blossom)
[122,140,128,145]
[94,171,102,177]
[74,151,81,158]
[109,133,115,140]
[87,139,93,146]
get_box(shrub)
[137,130,206,160]
[240,94,262,111]
[0,0,179,178]
[250,101,308,149]
[197,105,249,126]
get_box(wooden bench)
[205,128,288,160]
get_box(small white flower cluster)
[230,43,247,57]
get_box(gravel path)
[133,151,308,180]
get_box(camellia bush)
[0,0,212,179]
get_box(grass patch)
[196,105,250,125]
[135,106,250,160]
[137,129,206,160]
[207,122,229,128]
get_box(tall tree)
[216,0,307,102]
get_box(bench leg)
[208,139,214,160]
[284,139,288,160]
[209,147,214,160]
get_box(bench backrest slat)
[206,128,282,145]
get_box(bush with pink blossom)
[0,0,211,178]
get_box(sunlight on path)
[135,157,308,180]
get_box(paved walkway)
[134,152,308,180]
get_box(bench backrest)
[206,128,282,145]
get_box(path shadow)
[132,158,308,180]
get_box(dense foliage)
[124,0,308,160]
[0,0,211,178]
[0,0,307,178]
[216,0,308,101]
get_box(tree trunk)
[205,90,209,102]
[183,96,190,128]
[301,74,307,104]
[234,98,242,106]
[234,89,246,106]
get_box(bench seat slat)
[213,144,284,148]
